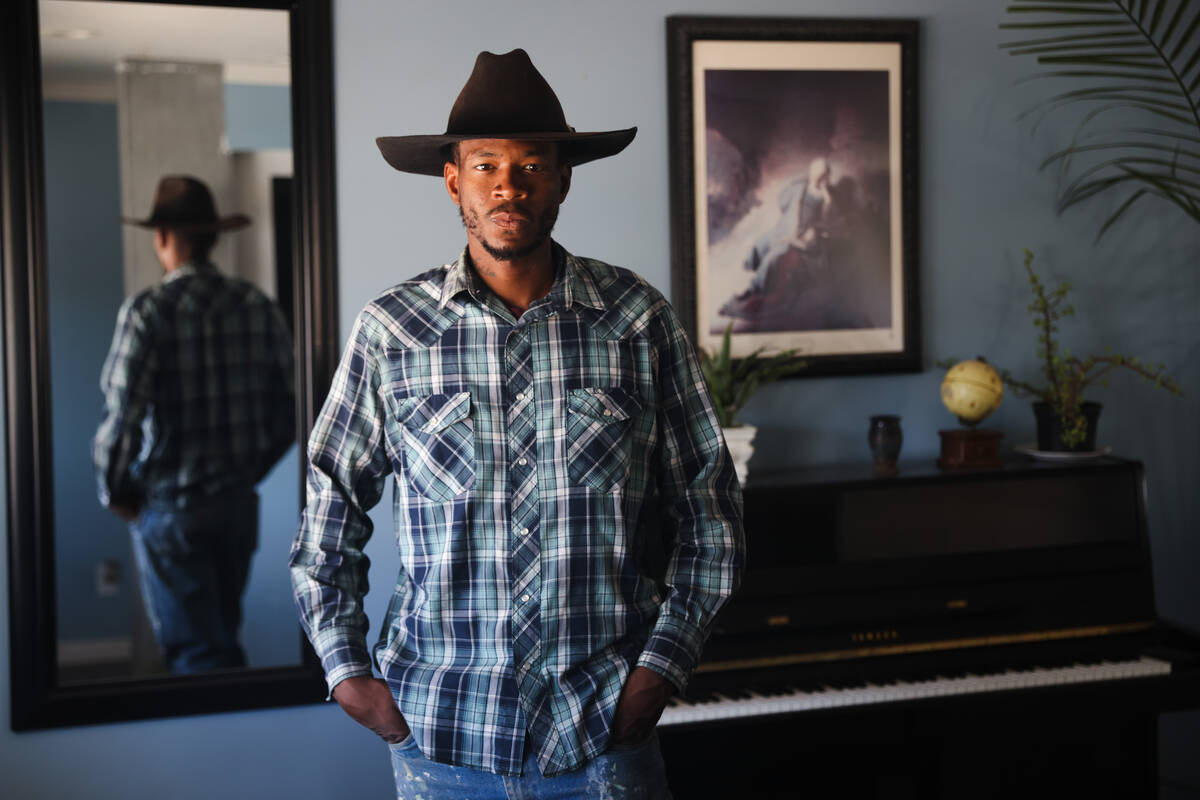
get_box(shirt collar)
[161,260,216,284]
[440,247,483,308]
[438,241,606,312]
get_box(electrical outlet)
[95,558,121,598]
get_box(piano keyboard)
[659,656,1171,726]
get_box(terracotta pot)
[1032,401,1102,452]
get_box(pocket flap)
[399,392,472,433]
[567,387,641,423]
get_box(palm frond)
[1060,160,1200,200]
[1105,125,1200,145]
[1097,186,1151,236]
[1040,142,1200,169]
[1001,0,1200,236]
[1006,38,1152,56]
[1016,86,1184,129]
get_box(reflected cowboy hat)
[376,48,637,177]
[122,175,250,232]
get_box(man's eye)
[472,164,493,171]
[524,164,544,172]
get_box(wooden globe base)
[937,428,1004,470]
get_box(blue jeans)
[129,486,258,673]
[390,731,673,800]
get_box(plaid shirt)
[290,243,744,776]
[93,262,295,509]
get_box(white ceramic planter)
[722,425,757,486]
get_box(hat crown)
[123,175,249,232]
[150,176,218,225]
[444,49,570,136]
[374,48,636,177]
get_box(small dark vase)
[1033,401,1102,452]
[868,415,903,475]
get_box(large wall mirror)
[3,0,337,729]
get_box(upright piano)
[655,456,1200,798]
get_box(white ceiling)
[40,0,289,101]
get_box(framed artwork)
[667,16,921,376]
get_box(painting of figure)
[703,68,892,337]
[668,20,919,374]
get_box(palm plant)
[699,324,807,428]
[1000,0,1200,237]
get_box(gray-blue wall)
[4,1,1198,797]
[225,84,291,151]
[43,100,130,642]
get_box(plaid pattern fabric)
[93,262,296,508]
[290,243,744,777]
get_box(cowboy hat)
[122,175,250,232]
[376,48,636,177]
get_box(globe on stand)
[938,358,1005,469]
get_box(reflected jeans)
[390,731,673,800]
[129,486,258,673]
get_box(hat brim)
[121,213,251,232]
[376,127,637,177]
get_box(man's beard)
[460,202,558,262]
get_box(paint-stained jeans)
[390,730,673,800]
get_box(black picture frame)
[667,16,921,377]
[3,0,339,729]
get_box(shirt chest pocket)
[566,387,642,492]
[395,391,476,502]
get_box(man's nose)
[492,165,529,198]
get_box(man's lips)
[489,207,531,230]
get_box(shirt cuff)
[636,614,706,695]
[311,624,374,697]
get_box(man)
[94,175,296,673]
[290,49,744,798]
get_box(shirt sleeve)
[92,296,156,510]
[636,300,746,693]
[289,309,391,693]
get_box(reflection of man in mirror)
[93,175,296,674]
[290,50,743,798]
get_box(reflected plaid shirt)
[290,243,744,776]
[93,262,295,508]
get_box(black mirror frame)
[2,0,338,730]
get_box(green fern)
[1000,0,1200,237]
[699,324,807,428]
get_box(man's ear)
[444,160,461,205]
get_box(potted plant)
[997,250,1183,451]
[699,324,807,483]
[1000,0,1200,239]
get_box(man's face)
[444,139,571,263]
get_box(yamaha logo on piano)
[850,629,900,643]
